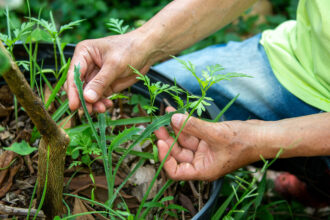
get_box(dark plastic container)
[4,43,222,219]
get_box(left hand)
[154,107,262,181]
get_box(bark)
[0,40,70,218]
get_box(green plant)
[212,149,284,220]
[67,48,249,219]
[4,140,37,155]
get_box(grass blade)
[213,94,239,122]
[67,116,153,134]
[73,64,100,145]
[211,193,235,220]
[113,109,184,185]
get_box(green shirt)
[260,0,330,112]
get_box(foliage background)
[0,0,298,54]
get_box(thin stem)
[137,94,206,219]
[6,6,11,40]
[53,40,58,76]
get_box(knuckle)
[90,78,107,91]
[168,172,178,181]
[185,117,195,131]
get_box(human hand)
[65,31,156,113]
[154,107,262,181]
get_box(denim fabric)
[153,34,322,121]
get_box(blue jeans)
[154,34,321,121]
[154,34,330,199]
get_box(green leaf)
[4,141,37,156]
[107,18,129,35]
[166,204,188,212]
[109,127,140,151]
[0,126,5,132]
[152,143,159,163]
[143,201,164,208]
[109,93,129,100]
[211,193,235,220]
[113,109,185,183]
[30,28,52,42]
[59,19,85,35]
[0,49,10,77]
[160,196,174,203]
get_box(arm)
[256,112,330,159]
[155,108,330,181]
[138,0,257,63]
[65,0,257,112]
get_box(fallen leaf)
[129,165,160,202]
[0,157,23,198]
[0,103,13,117]
[0,130,13,140]
[0,151,17,185]
[58,115,74,129]
[0,85,13,106]
[44,84,55,112]
[179,193,196,216]
[73,197,95,220]
[65,175,122,191]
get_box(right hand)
[65,31,154,113]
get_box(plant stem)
[6,6,11,40]
[0,40,70,218]
[137,94,206,219]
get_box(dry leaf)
[73,197,95,220]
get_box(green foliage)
[0,49,10,76]
[212,149,284,220]
[107,18,129,35]
[130,65,184,115]
[129,94,150,113]
[30,16,84,39]
[173,57,250,117]
[4,140,37,155]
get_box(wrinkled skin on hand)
[154,107,262,181]
[64,31,152,113]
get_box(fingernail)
[172,114,185,128]
[85,89,98,102]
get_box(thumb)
[83,65,115,103]
[171,114,214,139]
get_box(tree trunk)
[0,40,70,218]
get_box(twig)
[0,204,46,218]
[24,155,34,175]
[198,181,203,211]
[162,98,172,108]
[188,181,199,198]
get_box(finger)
[86,102,93,114]
[101,98,113,108]
[165,106,176,112]
[171,114,215,140]
[112,75,139,93]
[83,63,119,103]
[67,43,93,111]
[158,140,199,181]
[165,107,199,151]
[154,127,194,163]
[112,64,149,92]
[173,126,199,151]
[92,101,106,113]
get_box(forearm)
[255,112,330,159]
[135,0,256,64]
